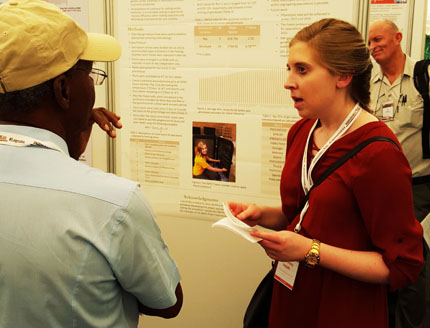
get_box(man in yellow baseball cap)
[0,0,122,157]
[0,1,183,327]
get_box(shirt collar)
[371,64,383,84]
[0,124,69,156]
[403,54,415,78]
[371,54,413,84]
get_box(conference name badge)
[381,100,394,121]
[274,260,299,290]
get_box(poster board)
[113,0,361,223]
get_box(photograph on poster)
[192,122,236,182]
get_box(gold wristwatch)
[304,239,320,268]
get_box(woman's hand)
[251,230,311,262]
[228,203,288,230]
[251,230,391,284]
[228,202,263,227]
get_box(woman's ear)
[52,75,71,110]
[336,74,353,89]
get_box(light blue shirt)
[0,125,180,328]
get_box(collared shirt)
[0,125,180,328]
[370,55,430,177]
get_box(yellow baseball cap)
[0,0,121,93]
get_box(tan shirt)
[370,55,430,177]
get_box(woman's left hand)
[251,230,311,262]
[252,230,392,284]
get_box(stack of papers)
[212,202,262,243]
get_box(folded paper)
[212,202,262,243]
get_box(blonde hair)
[195,141,207,158]
[290,18,372,111]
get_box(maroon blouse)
[268,119,424,328]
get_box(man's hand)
[73,107,122,160]
[138,283,183,319]
[91,107,122,138]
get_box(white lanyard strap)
[296,103,362,233]
[0,132,66,155]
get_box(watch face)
[305,253,320,267]
[308,255,318,264]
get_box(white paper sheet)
[212,202,262,243]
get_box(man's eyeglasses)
[75,67,108,85]
[88,68,108,85]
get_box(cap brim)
[80,33,121,62]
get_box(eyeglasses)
[88,68,108,85]
[75,67,108,85]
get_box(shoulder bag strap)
[293,136,399,217]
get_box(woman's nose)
[284,72,295,90]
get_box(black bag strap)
[413,59,430,158]
[294,136,399,218]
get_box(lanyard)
[295,103,362,233]
[0,131,66,155]
[375,72,404,117]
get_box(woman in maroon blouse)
[229,18,424,328]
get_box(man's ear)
[336,74,353,89]
[394,31,403,45]
[52,75,71,110]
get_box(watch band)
[304,239,320,268]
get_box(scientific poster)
[114,0,358,221]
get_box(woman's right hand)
[227,202,262,226]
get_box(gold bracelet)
[304,239,320,268]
